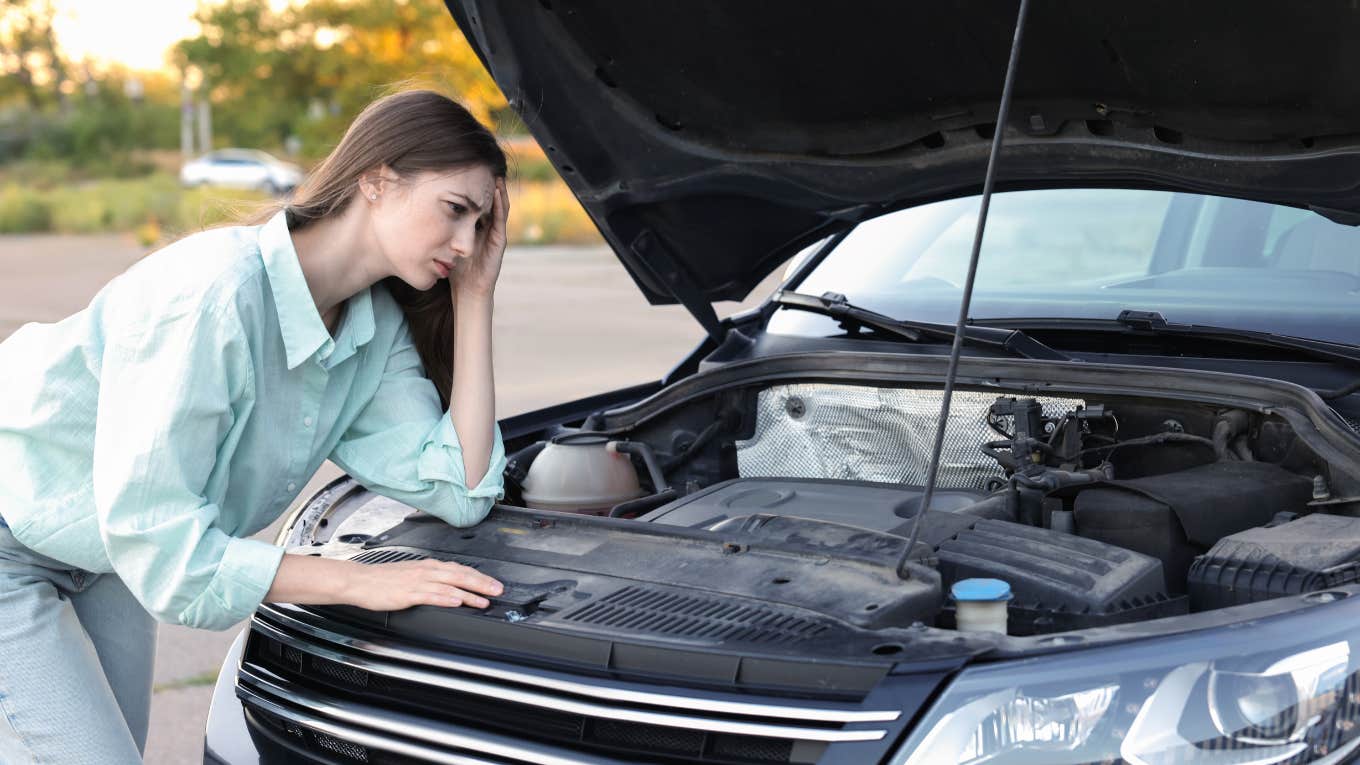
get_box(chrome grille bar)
[256,603,899,724]
[239,673,628,765]
[247,617,888,743]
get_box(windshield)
[768,188,1360,346]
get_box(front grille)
[560,585,829,645]
[592,718,706,755]
[316,728,370,762]
[245,705,431,765]
[236,604,898,765]
[311,653,370,689]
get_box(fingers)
[353,559,505,612]
[428,564,503,597]
[421,559,504,598]
[474,180,508,258]
[417,586,489,609]
[495,178,510,228]
[416,589,465,608]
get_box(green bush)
[509,155,560,183]
[0,186,52,233]
[99,176,181,230]
[175,187,269,233]
[0,172,598,245]
[47,187,111,233]
[0,160,79,191]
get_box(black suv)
[206,3,1360,763]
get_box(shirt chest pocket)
[218,383,320,535]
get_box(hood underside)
[447,0,1360,306]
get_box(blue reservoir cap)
[951,578,1012,602]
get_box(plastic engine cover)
[935,519,1185,634]
[1188,513,1360,609]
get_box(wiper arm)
[771,289,1070,361]
[1110,310,1360,368]
[978,310,1360,399]
[1117,311,1360,400]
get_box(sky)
[49,0,205,72]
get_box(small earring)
[369,194,377,200]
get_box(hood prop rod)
[898,0,1033,577]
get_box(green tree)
[2,1,181,168]
[174,0,512,156]
[27,68,182,170]
[0,0,67,110]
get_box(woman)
[0,89,510,763]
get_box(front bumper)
[205,604,935,765]
[207,586,1360,765]
[205,626,634,765]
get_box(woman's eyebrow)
[447,192,482,213]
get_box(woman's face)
[369,165,497,291]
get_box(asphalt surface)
[0,231,786,763]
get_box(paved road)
[0,231,785,763]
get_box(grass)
[0,174,264,242]
[0,168,601,247]
[505,137,561,184]
[505,178,601,245]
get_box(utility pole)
[180,66,203,158]
[180,81,194,158]
[196,97,212,155]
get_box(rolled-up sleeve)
[92,301,284,631]
[330,321,506,527]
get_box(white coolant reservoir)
[952,578,1012,634]
[520,432,644,515]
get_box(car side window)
[909,190,1170,288]
[1267,211,1360,275]
[779,188,1360,346]
[1264,207,1315,256]
[797,189,1172,297]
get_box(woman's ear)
[358,175,379,202]
[359,165,400,203]
[358,165,392,202]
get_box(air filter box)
[1188,513,1360,610]
[1073,461,1315,593]
[936,519,1184,635]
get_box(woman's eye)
[474,218,486,231]
[447,202,467,215]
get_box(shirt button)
[287,482,297,492]
[303,416,313,427]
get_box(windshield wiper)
[771,289,1070,361]
[977,309,1360,370]
[1111,310,1360,367]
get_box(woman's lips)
[433,258,452,278]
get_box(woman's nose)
[451,225,478,257]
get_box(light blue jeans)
[0,517,156,764]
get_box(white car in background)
[179,149,303,195]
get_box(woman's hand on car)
[343,558,505,611]
[451,177,509,299]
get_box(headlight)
[891,594,1360,765]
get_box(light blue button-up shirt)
[0,210,506,630]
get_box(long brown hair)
[260,89,507,407]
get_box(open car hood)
[445,0,1360,317]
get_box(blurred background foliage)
[0,0,598,244]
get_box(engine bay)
[290,370,1360,674]
[495,381,1360,637]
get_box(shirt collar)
[327,284,375,367]
[259,209,375,370]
